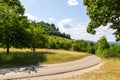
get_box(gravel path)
[0,55,102,80]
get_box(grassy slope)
[0,48,89,68]
[48,36,75,44]
[64,58,120,80]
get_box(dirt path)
[0,55,102,80]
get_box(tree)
[1,0,25,15]
[29,21,48,52]
[87,42,95,54]
[51,24,56,30]
[0,0,29,54]
[36,21,71,39]
[72,40,88,52]
[95,36,109,55]
[83,0,120,41]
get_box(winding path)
[0,55,102,80]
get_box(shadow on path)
[0,51,55,74]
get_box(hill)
[109,42,120,45]
[35,21,71,39]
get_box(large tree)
[83,0,120,41]
[1,0,25,15]
[29,21,48,52]
[0,0,30,54]
[95,36,109,55]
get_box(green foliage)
[60,41,72,50]
[72,40,95,53]
[36,21,71,39]
[94,36,120,58]
[48,40,60,49]
[47,36,73,50]
[95,36,109,55]
[1,0,25,15]
[87,42,95,54]
[102,45,120,58]
[0,1,29,54]
[83,0,120,41]
[29,21,48,52]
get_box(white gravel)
[16,62,103,80]
[0,55,103,80]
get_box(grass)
[0,48,89,68]
[64,58,120,80]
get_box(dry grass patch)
[0,48,89,68]
[64,58,120,80]
[38,49,89,64]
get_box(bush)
[72,40,93,52]
[96,44,120,58]
[87,42,95,54]
[60,41,72,50]
[48,41,59,49]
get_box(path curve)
[0,55,102,80]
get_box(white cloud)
[48,18,55,21]
[95,26,116,41]
[67,0,79,6]
[25,13,37,20]
[57,19,116,41]
[58,19,73,29]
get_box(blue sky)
[20,0,115,41]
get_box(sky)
[19,0,116,42]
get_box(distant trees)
[72,40,95,54]
[47,36,72,50]
[0,0,71,54]
[95,36,110,56]
[1,0,120,59]
[60,41,72,50]
[94,36,120,58]
[37,22,71,39]
[0,0,48,54]
[29,21,48,52]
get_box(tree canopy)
[1,0,25,15]
[95,36,109,55]
[83,0,120,41]
[29,21,48,52]
[0,0,29,54]
[34,21,71,39]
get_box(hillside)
[35,21,71,39]
[109,42,120,45]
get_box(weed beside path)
[64,58,120,80]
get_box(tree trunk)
[33,47,35,52]
[6,41,10,54]
[6,29,10,54]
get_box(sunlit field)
[64,58,120,80]
[0,48,89,68]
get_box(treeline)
[1,0,120,58]
[32,21,71,39]
[0,0,70,54]
[46,36,120,58]
[95,37,120,58]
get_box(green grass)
[0,48,89,68]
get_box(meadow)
[0,48,89,68]
[64,58,120,80]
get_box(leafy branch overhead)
[84,0,120,41]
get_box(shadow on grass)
[0,51,55,68]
